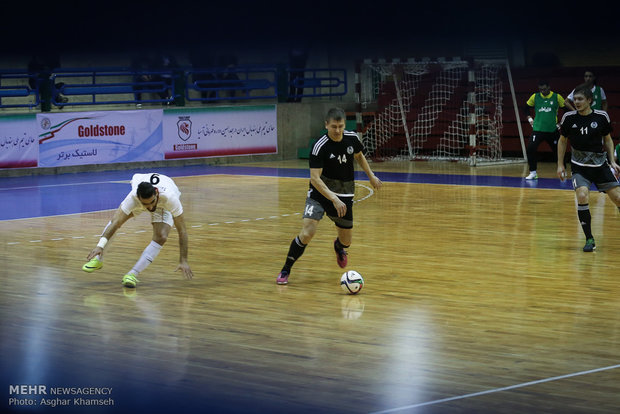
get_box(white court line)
[369,364,620,414]
[354,183,374,203]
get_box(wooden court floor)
[1,160,619,413]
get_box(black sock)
[577,204,593,239]
[334,237,350,251]
[282,236,306,273]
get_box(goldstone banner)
[162,105,277,160]
[0,106,278,170]
[36,110,163,167]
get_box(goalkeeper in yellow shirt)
[524,80,574,179]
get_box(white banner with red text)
[0,106,278,169]
[0,114,38,169]
[162,105,277,160]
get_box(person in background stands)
[131,55,152,108]
[523,79,573,180]
[28,53,68,110]
[566,70,607,112]
[152,54,178,104]
[287,44,308,103]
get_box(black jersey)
[560,110,612,167]
[309,131,364,197]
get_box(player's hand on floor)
[176,262,193,280]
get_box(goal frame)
[355,58,527,166]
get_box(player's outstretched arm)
[354,152,382,190]
[173,213,193,280]
[86,207,132,260]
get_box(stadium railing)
[1,65,348,110]
[287,68,348,99]
[50,67,176,106]
[0,70,40,109]
[185,65,279,102]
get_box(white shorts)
[151,208,174,227]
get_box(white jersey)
[120,173,183,217]
[567,85,606,101]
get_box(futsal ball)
[340,270,364,294]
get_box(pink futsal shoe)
[276,270,289,285]
[334,239,348,268]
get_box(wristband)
[97,237,108,249]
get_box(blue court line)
[0,165,572,221]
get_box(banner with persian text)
[0,114,38,168]
[36,110,163,167]
[162,105,277,159]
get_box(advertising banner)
[0,114,38,169]
[37,110,163,167]
[163,105,277,159]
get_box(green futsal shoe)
[82,257,103,273]
[121,273,140,288]
[582,238,596,252]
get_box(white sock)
[130,241,162,275]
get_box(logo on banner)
[40,117,51,130]
[177,116,192,141]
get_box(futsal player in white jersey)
[82,173,193,287]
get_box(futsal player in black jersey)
[557,84,620,252]
[276,108,382,284]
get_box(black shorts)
[571,163,620,192]
[530,130,559,145]
[303,190,354,229]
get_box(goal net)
[357,58,525,166]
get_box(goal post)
[356,57,526,166]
